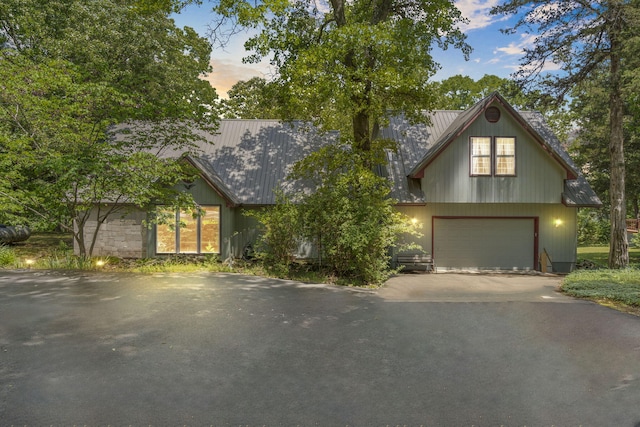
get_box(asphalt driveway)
[1,270,640,426]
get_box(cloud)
[494,34,538,56]
[455,0,506,31]
[201,58,273,98]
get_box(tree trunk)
[608,17,629,268]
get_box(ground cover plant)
[562,246,640,315]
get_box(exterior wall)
[147,178,235,259]
[396,203,578,268]
[75,207,147,258]
[423,102,568,203]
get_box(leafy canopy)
[211,0,470,151]
[0,0,218,257]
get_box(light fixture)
[25,259,34,268]
[95,260,105,267]
[411,218,418,225]
[554,219,563,228]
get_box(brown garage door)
[433,217,536,270]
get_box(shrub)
[0,245,16,267]
[577,208,610,246]
[290,144,422,286]
[246,191,301,277]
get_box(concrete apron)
[379,272,578,303]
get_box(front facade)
[78,93,600,272]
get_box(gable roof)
[136,93,600,208]
[185,120,337,206]
[407,92,579,180]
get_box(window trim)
[494,136,516,176]
[155,205,221,255]
[469,136,517,177]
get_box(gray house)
[78,92,601,271]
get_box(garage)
[433,217,537,270]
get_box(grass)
[577,245,640,268]
[562,245,640,315]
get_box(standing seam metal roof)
[157,94,600,207]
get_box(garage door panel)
[434,218,535,270]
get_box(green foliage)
[211,0,469,151]
[577,209,610,246]
[0,0,218,257]
[219,77,281,119]
[562,269,640,307]
[631,233,640,249]
[290,144,422,286]
[0,245,16,267]
[245,191,301,277]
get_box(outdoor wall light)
[554,218,563,228]
[411,218,418,225]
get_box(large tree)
[0,0,217,257]
[206,0,468,283]
[491,0,636,268]
[210,0,469,154]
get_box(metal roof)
[124,93,600,207]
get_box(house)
[78,92,601,272]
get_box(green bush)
[0,245,17,267]
[290,144,422,286]
[246,191,301,277]
[577,209,610,246]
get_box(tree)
[210,0,469,154]
[0,0,218,257]
[491,0,636,268]
[289,144,421,285]
[205,0,468,284]
[219,77,281,119]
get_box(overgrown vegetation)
[246,145,423,287]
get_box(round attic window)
[485,106,501,123]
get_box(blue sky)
[171,1,548,97]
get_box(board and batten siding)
[423,104,567,203]
[146,177,235,258]
[396,203,577,267]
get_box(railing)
[627,219,640,232]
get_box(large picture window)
[156,206,220,254]
[470,136,516,176]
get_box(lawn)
[577,245,640,268]
[562,245,640,315]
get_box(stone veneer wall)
[74,208,148,258]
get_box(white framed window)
[470,137,492,176]
[495,137,516,176]
[156,206,220,254]
[470,136,516,176]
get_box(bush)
[0,245,17,267]
[244,191,301,277]
[577,209,610,246]
[290,144,422,286]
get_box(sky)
[171,0,541,98]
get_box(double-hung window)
[470,137,516,176]
[156,206,220,254]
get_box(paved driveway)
[1,270,640,426]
